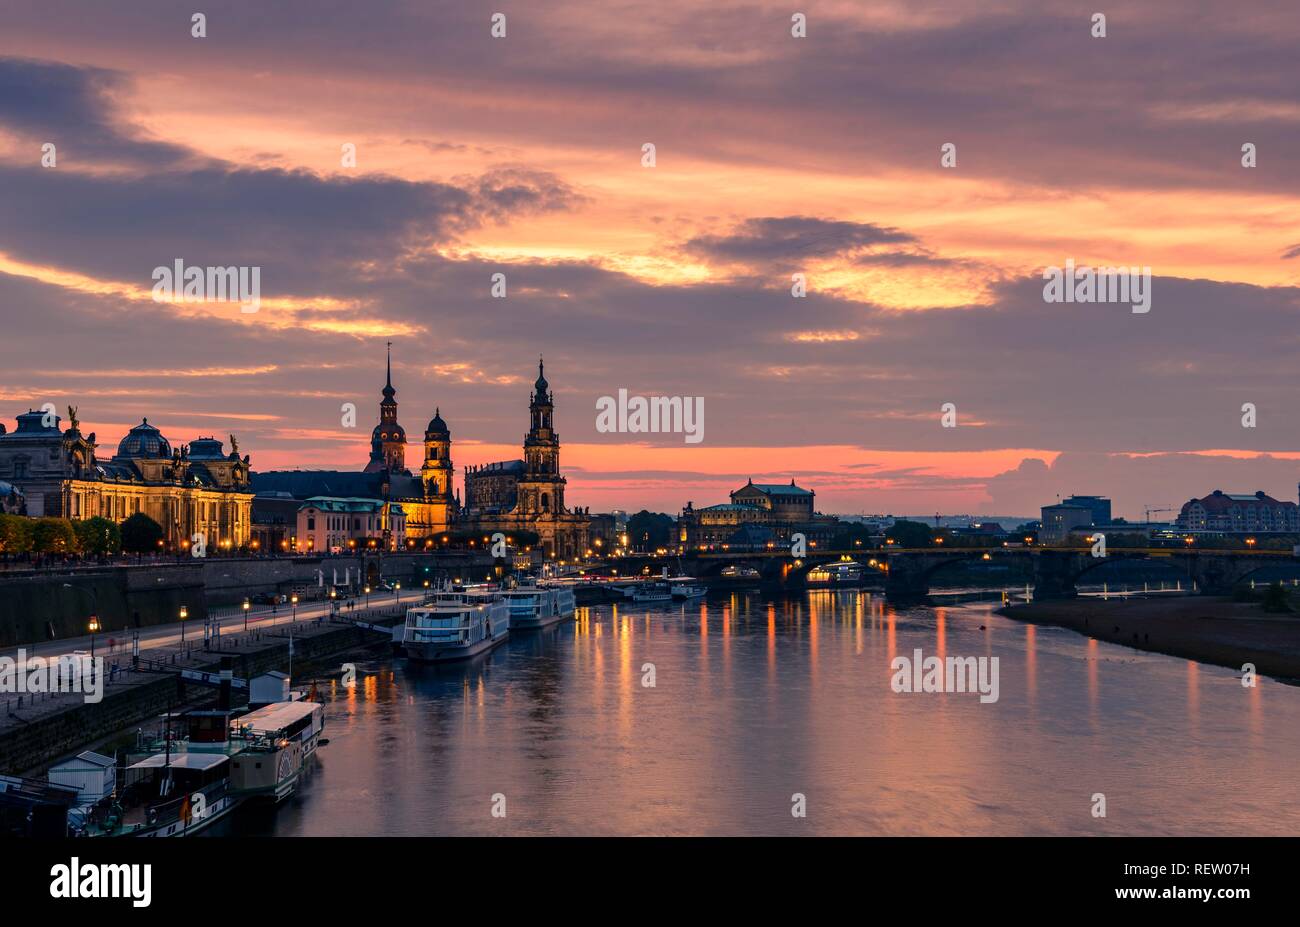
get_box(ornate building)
[251,345,456,546]
[678,479,838,549]
[463,359,593,559]
[0,407,254,548]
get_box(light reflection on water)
[227,591,1300,836]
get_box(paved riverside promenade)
[0,592,411,773]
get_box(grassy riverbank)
[1000,595,1300,680]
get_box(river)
[224,590,1300,836]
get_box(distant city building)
[1177,490,1300,533]
[1039,504,1093,543]
[1061,495,1111,526]
[0,407,253,548]
[679,479,838,549]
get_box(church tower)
[517,357,566,514]
[364,342,408,473]
[421,408,453,499]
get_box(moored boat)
[502,584,577,629]
[629,581,673,603]
[402,587,510,662]
[669,579,707,600]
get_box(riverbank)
[1,608,404,776]
[1000,595,1300,680]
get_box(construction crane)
[1144,505,1175,524]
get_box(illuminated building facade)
[0,408,254,548]
[462,359,593,559]
[252,345,456,544]
[678,479,836,549]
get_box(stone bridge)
[868,548,1295,601]
[606,547,1298,602]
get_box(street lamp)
[179,605,189,642]
[395,581,401,604]
[364,585,371,607]
[88,615,100,659]
[62,584,98,644]
[291,594,298,623]
[242,597,251,632]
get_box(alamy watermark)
[50,857,151,907]
[0,650,104,704]
[152,259,261,313]
[1042,258,1151,314]
[890,648,999,703]
[596,389,704,444]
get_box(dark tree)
[74,516,121,555]
[885,519,934,548]
[121,512,164,553]
[626,511,673,551]
[31,517,77,554]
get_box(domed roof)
[426,408,449,437]
[534,356,548,395]
[187,436,225,459]
[116,418,172,459]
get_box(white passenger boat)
[402,587,510,662]
[501,584,577,629]
[629,581,673,603]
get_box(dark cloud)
[854,251,958,268]
[6,3,1297,192]
[0,59,581,295]
[0,56,197,169]
[684,217,914,265]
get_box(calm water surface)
[228,591,1300,836]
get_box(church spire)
[383,341,395,399]
[534,354,549,396]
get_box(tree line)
[0,512,165,558]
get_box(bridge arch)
[1067,554,1194,589]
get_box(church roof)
[251,469,424,501]
[425,408,449,437]
[471,460,525,474]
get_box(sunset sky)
[2,1,1299,518]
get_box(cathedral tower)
[364,342,408,473]
[517,357,565,513]
[421,408,453,499]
